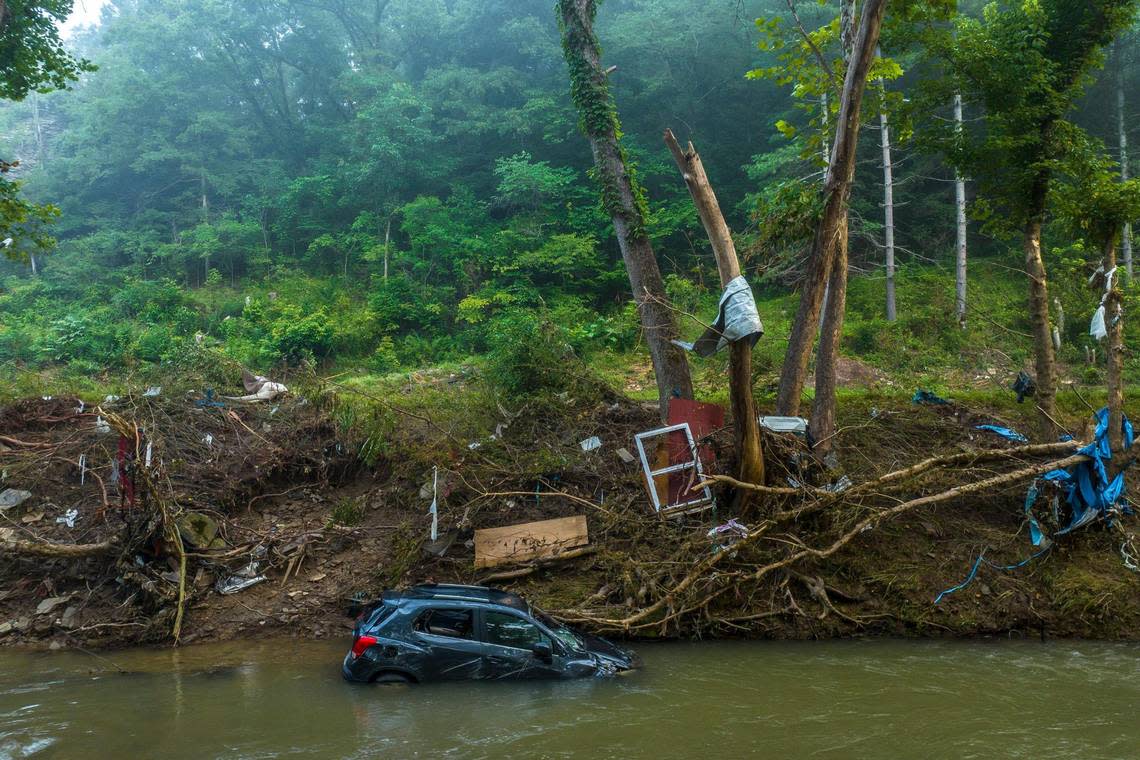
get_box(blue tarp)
[1028,407,1133,537]
[976,424,1029,443]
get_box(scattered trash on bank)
[708,519,749,553]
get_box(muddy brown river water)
[1,638,1138,758]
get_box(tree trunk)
[558,0,693,418]
[383,215,391,283]
[664,130,764,487]
[809,216,849,451]
[775,0,887,416]
[954,92,968,328]
[1120,48,1133,280]
[878,49,896,323]
[1102,237,1125,454]
[1024,198,1058,438]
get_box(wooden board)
[474,515,589,569]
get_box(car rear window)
[414,608,474,639]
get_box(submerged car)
[342,583,640,684]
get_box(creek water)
[1,638,1137,759]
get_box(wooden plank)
[474,515,589,569]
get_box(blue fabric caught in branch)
[976,424,1028,443]
[933,547,1051,604]
[1025,407,1133,541]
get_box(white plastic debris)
[0,489,32,511]
[103,395,121,404]
[203,433,214,447]
[145,441,153,468]
[468,441,482,450]
[759,416,808,434]
[579,436,602,452]
[56,508,79,528]
[823,475,853,493]
[94,416,111,434]
[79,453,87,485]
[428,466,439,541]
[615,447,636,464]
[75,400,85,414]
[143,386,162,397]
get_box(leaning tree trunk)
[1120,49,1133,280]
[557,0,693,418]
[954,92,968,327]
[1024,177,1059,438]
[664,130,764,488]
[775,0,888,417]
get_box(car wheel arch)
[369,669,418,684]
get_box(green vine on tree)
[556,0,650,240]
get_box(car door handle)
[488,655,513,665]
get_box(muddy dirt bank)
[2,383,1139,650]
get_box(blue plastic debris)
[1022,407,1133,543]
[912,389,949,405]
[975,424,1029,443]
[933,547,1051,604]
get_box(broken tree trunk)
[954,92,968,328]
[775,0,887,416]
[663,129,764,488]
[557,0,694,419]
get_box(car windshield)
[530,606,585,651]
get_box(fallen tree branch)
[577,452,1088,631]
[478,545,598,584]
[1,535,117,557]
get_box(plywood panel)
[474,515,589,569]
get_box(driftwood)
[1,535,118,558]
[479,545,598,584]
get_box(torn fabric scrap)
[672,275,763,357]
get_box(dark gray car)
[342,584,640,683]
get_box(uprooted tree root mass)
[2,385,1139,649]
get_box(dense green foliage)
[0,0,1137,396]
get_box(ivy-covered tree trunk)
[777,0,887,418]
[557,0,693,417]
[1025,176,1058,438]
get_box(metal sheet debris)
[759,415,808,434]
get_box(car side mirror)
[531,641,553,661]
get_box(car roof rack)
[404,583,527,609]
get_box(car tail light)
[351,635,378,658]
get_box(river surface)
[2,638,1138,759]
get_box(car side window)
[484,611,550,650]
[413,608,474,639]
